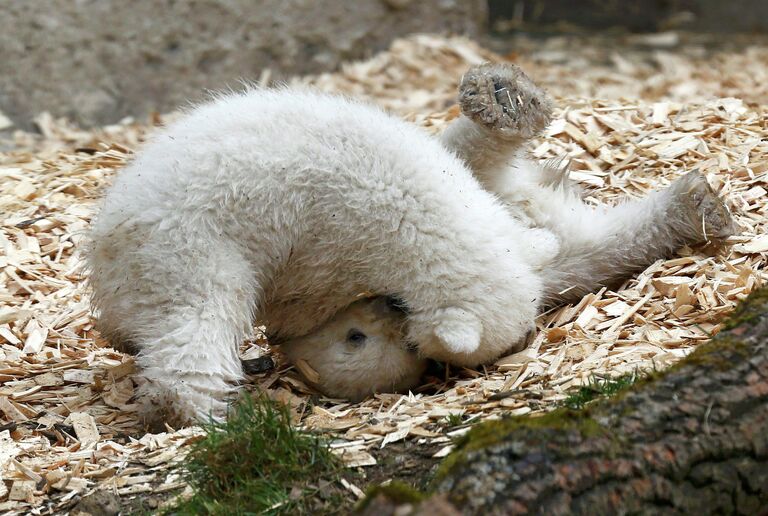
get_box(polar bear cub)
[88,82,555,423]
[280,63,737,400]
[279,296,427,401]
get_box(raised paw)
[458,62,554,139]
[672,171,738,243]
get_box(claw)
[458,62,554,138]
[672,170,738,243]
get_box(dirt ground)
[1,31,767,514]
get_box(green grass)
[444,413,464,427]
[170,395,343,515]
[561,371,644,410]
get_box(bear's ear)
[433,308,482,355]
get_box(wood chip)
[294,359,320,384]
[735,234,768,254]
[433,444,455,458]
[332,448,377,467]
[339,478,365,499]
[0,431,20,471]
[8,481,35,502]
[21,321,47,354]
[0,397,28,422]
[69,412,99,446]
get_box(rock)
[72,489,121,516]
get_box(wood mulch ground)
[1,32,766,514]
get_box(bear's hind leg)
[540,170,737,304]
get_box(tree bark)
[360,289,768,515]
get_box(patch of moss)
[722,287,768,331]
[356,481,427,512]
[668,335,751,372]
[433,408,609,483]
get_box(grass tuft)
[561,371,644,410]
[171,395,342,515]
[444,413,464,427]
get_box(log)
[359,289,768,515]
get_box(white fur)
[88,88,549,423]
[469,152,735,304]
[282,154,734,401]
[280,296,427,401]
[282,107,735,401]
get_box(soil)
[355,440,444,492]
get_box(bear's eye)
[346,329,367,346]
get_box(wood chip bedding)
[0,33,766,513]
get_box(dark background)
[490,0,768,33]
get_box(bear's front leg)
[134,304,250,427]
[91,231,259,427]
[440,62,554,184]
